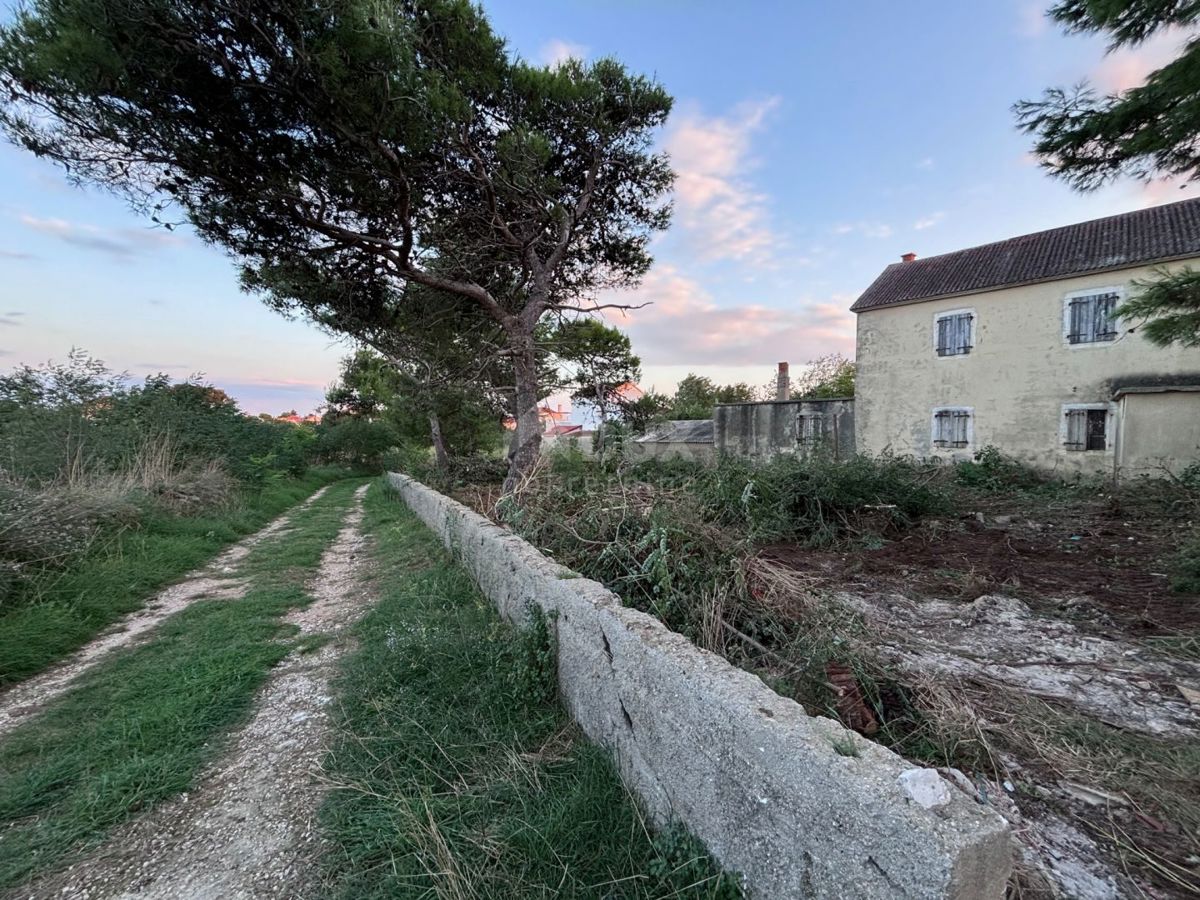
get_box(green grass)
[0,478,367,891]
[317,482,740,899]
[0,468,346,687]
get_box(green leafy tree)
[793,353,856,399]
[1016,2,1200,345]
[0,351,308,484]
[0,0,674,492]
[547,319,640,457]
[668,375,756,420]
[619,390,672,434]
[324,348,503,469]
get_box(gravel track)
[0,484,330,741]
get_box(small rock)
[898,768,952,809]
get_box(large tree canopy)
[0,0,674,489]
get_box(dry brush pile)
[452,448,1200,898]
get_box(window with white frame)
[1063,407,1109,451]
[1066,291,1119,344]
[935,310,974,356]
[932,408,972,449]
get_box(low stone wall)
[626,439,715,464]
[386,473,1011,899]
[716,398,856,460]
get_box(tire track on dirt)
[24,483,372,899]
[0,485,331,740]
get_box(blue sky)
[1,0,1192,414]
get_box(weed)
[0,479,365,889]
[1169,528,1200,593]
[954,445,1046,491]
[509,603,558,706]
[648,825,743,899]
[0,469,346,687]
[830,735,860,758]
[318,484,738,899]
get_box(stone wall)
[386,472,1011,899]
[715,399,856,460]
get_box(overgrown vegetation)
[448,446,1200,897]
[0,351,345,685]
[318,484,740,899]
[0,480,364,891]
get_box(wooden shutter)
[799,413,824,448]
[956,314,973,353]
[1064,409,1086,449]
[951,410,970,446]
[936,317,951,356]
[1095,294,1118,341]
[1068,299,1085,343]
[933,410,950,445]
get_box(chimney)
[901,252,917,263]
[776,361,790,401]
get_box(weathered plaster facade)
[856,260,1200,477]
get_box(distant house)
[502,402,572,434]
[852,199,1200,477]
[275,412,320,425]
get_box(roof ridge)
[897,197,1199,267]
[851,197,1200,312]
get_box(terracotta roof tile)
[851,198,1200,312]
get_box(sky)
[0,1,1193,415]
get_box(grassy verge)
[0,478,366,891]
[318,482,739,899]
[0,468,346,687]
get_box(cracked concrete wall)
[386,473,1011,899]
[715,400,856,460]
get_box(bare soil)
[760,496,1200,900]
[766,500,1200,635]
[21,484,371,900]
[0,486,330,740]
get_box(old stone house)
[852,199,1200,477]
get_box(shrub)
[955,445,1046,491]
[697,453,947,545]
[313,418,397,471]
[1171,530,1200,593]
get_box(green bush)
[698,453,948,545]
[313,418,397,471]
[955,445,1046,491]
[0,353,314,486]
[1171,530,1200,593]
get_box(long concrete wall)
[385,473,1011,899]
[715,399,856,460]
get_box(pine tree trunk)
[503,334,542,493]
[429,411,449,472]
[593,380,606,463]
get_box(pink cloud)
[1135,176,1196,208]
[1092,28,1189,93]
[665,98,780,264]
[601,266,856,367]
